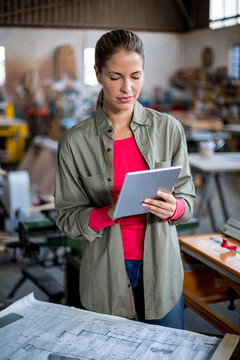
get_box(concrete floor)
[0,172,240,336]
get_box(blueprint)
[0,293,221,360]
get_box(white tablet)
[113,166,182,218]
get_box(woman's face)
[95,49,144,114]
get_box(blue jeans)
[125,259,184,329]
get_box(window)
[209,0,240,29]
[84,48,98,86]
[230,44,240,79]
[0,46,5,86]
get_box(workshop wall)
[0,24,239,114]
[0,27,180,111]
[181,25,240,70]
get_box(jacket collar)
[95,104,112,136]
[95,101,150,136]
[132,100,151,126]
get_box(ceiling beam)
[175,0,195,29]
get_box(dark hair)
[95,29,145,106]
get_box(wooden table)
[179,233,240,334]
[188,152,240,232]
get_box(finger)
[142,200,169,214]
[142,197,166,208]
[142,202,171,218]
[156,190,174,203]
[142,196,176,218]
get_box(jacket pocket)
[80,174,111,207]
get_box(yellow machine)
[0,116,28,163]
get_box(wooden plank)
[210,333,240,360]
[183,288,240,335]
[23,202,55,214]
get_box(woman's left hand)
[142,189,176,219]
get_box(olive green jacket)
[54,101,196,319]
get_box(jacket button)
[128,284,131,288]
[108,178,112,182]
[108,129,112,133]
[107,148,111,152]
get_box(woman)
[54,29,196,329]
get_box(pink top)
[89,136,185,259]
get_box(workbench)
[188,152,240,232]
[169,110,223,131]
[179,233,240,335]
[184,128,230,152]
